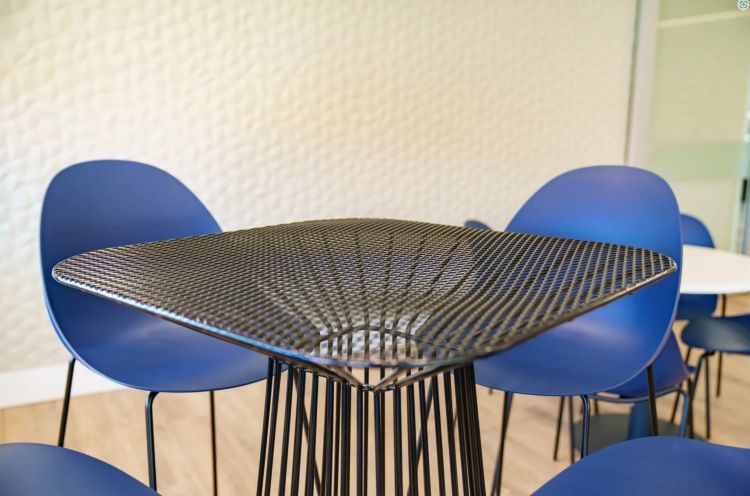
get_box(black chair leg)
[58,357,76,447]
[579,396,591,458]
[646,364,659,436]
[210,391,218,496]
[671,344,696,423]
[687,353,708,439]
[704,354,711,439]
[669,382,683,423]
[146,391,159,490]
[552,396,564,461]
[490,391,513,496]
[567,397,575,465]
[677,386,690,438]
[716,352,723,398]
[717,295,727,398]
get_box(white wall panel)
[0,0,637,373]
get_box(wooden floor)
[3,296,750,495]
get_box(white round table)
[680,245,750,295]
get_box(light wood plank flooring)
[3,296,750,495]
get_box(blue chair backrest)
[676,214,717,320]
[464,219,492,230]
[40,160,221,353]
[507,166,682,384]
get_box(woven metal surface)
[52,219,676,369]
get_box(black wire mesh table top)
[52,218,676,373]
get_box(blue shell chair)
[675,215,719,322]
[466,165,683,495]
[555,214,719,455]
[533,436,750,495]
[40,160,271,492]
[679,213,750,439]
[667,215,720,431]
[0,443,157,495]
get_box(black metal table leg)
[253,362,489,495]
[290,370,307,493]
[305,374,320,496]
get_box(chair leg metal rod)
[490,391,513,496]
[567,397,575,465]
[704,354,712,439]
[579,396,591,458]
[669,382,683,424]
[552,396,564,461]
[716,352,723,398]
[717,296,727,397]
[677,387,690,438]
[58,357,76,447]
[646,364,659,436]
[145,391,159,490]
[684,347,693,365]
[210,391,218,496]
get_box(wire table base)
[257,359,486,496]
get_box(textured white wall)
[1,0,637,373]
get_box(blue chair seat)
[476,318,686,397]
[682,316,750,355]
[605,333,689,398]
[534,437,750,495]
[68,303,270,392]
[0,443,157,495]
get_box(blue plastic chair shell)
[40,160,269,392]
[464,219,492,230]
[474,166,682,396]
[533,437,750,495]
[682,316,750,355]
[606,214,719,396]
[0,443,157,495]
[676,214,718,320]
